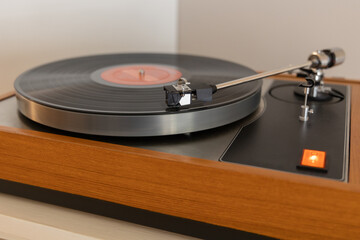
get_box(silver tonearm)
[164,48,345,121]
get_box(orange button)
[301,149,326,168]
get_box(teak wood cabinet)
[0,76,360,239]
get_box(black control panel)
[221,81,350,181]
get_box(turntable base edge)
[1,76,360,239]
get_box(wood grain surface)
[0,77,360,239]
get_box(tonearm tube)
[164,48,345,121]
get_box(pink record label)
[100,64,182,86]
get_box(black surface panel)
[221,81,349,181]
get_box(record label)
[100,64,182,86]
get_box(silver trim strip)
[343,85,351,182]
[16,89,261,137]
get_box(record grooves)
[14,53,262,136]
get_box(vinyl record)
[14,53,262,136]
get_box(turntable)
[0,48,360,239]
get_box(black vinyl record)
[14,54,262,136]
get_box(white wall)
[179,0,360,80]
[0,0,178,93]
[2,0,359,95]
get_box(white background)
[179,0,360,80]
[1,0,359,94]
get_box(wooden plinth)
[1,76,360,239]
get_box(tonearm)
[164,48,345,121]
